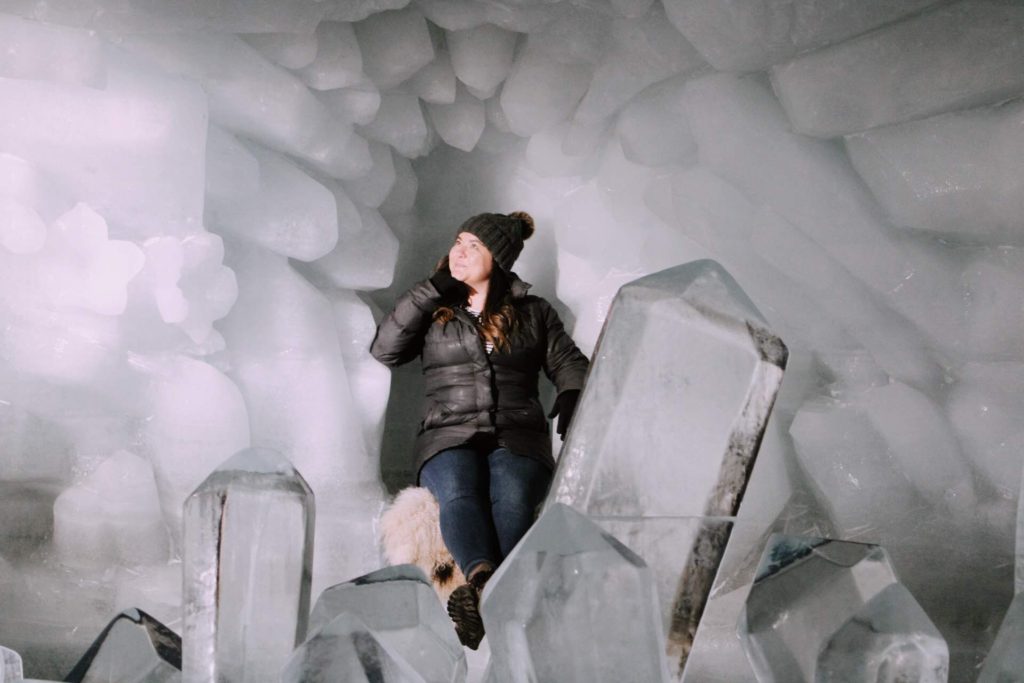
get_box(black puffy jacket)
[370,273,590,479]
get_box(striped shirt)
[464,307,494,354]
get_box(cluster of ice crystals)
[0,0,1022,680]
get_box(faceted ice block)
[308,565,466,683]
[846,100,1024,244]
[662,0,940,72]
[343,142,396,209]
[547,260,787,670]
[358,91,430,159]
[771,0,1024,137]
[65,608,181,683]
[526,8,609,65]
[571,6,704,127]
[447,24,517,99]
[206,142,339,261]
[500,45,593,137]
[615,76,695,167]
[379,153,418,215]
[307,203,399,291]
[482,504,670,683]
[354,7,434,90]
[182,447,314,683]
[978,592,1024,683]
[0,13,104,87]
[52,450,168,569]
[297,22,362,91]
[682,73,965,359]
[241,32,318,70]
[426,85,486,153]
[327,0,411,22]
[409,50,457,104]
[319,77,381,126]
[140,354,250,551]
[739,535,948,683]
[1,646,22,682]
[0,59,207,238]
[283,612,425,683]
[117,34,366,180]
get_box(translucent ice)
[308,565,466,683]
[0,13,104,87]
[117,34,369,180]
[426,85,486,152]
[36,204,144,316]
[978,592,1024,683]
[0,199,47,256]
[0,62,207,237]
[327,0,411,23]
[1,646,22,682]
[500,45,593,137]
[526,8,610,66]
[739,535,948,682]
[182,448,314,683]
[138,354,251,550]
[789,381,977,537]
[358,91,430,158]
[379,153,418,215]
[446,24,517,99]
[241,32,318,70]
[307,202,399,291]
[846,100,1024,243]
[319,77,382,125]
[354,7,434,90]
[409,50,457,104]
[344,142,397,209]
[571,7,704,128]
[206,143,338,261]
[547,260,787,670]
[52,450,168,570]
[662,0,940,73]
[297,22,363,91]
[65,608,181,683]
[682,73,964,359]
[327,290,391,456]
[282,613,425,683]
[771,0,1024,137]
[483,504,669,683]
[615,76,696,167]
[204,127,259,203]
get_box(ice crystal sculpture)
[482,503,669,683]
[182,448,314,682]
[547,259,787,672]
[64,608,181,683]
[977,592,1024,683]
[309,565,466,683]
[739,535,948,682]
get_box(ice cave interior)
[0,0,1023,681]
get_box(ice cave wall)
[0,0,1023,680]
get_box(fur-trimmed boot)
[379,487,465,603]
[447,563,494,650]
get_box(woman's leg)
[487,448,553,559]
[419,447,501,578]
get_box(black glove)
[430,266,467,302]
[547,389,580,440]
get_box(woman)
[370,211,590,648]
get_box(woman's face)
[448,232,493,288]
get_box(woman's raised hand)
[429,263,468,302]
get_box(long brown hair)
[432,255,519,352]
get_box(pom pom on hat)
[508,211,535,240]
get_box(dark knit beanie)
[456,211,535,273]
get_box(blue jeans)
[419,444,552,578]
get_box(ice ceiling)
[0,0,1022,680]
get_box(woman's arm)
[539,300,590,395]
[369,279,445,367]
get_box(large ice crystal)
[547,260,787,672]
[65,608,181,683]
[1,646,22,683]
[282,613,425,683]
[978,592,1024,683]
[739,535,948,683]
[182,448,314,683]
[308,565,466,683]
[482,504,669,683]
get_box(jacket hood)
[507,271,532,299]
